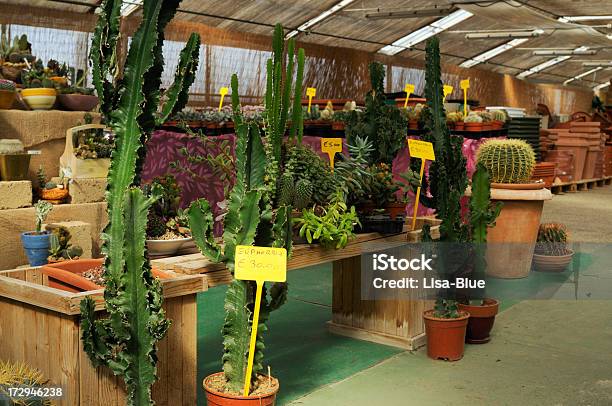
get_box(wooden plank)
[151,253,205,269]
[327,321,425,350]
[181,295,198,405]
[0,274,73,313]
[166,297,183,405]
[59,315,80,405]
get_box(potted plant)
[39,169,70,204]
[78,0,201,403]
[0,138,30,181]
[478,110,493,131]
[532,223,574,272]
[463,112,483,132]
[0,78,16,108]
[490,109,506,130]
[58,85,99,111]
[190,23,303,404]
[423,299,470,361]
[0,31,33,82]
[476,139,552,278]
[46,224,83,263]
[20,59,57,110]
[144,174,192,256]
[20,200,53,266]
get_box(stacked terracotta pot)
[543,150,574,182]
[605,143,612,177]
[570,122,604,180]
[548,127,589,181]
[531,162,556,187]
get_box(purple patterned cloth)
[142,130,500,228]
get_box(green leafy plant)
[188,23,303,395]
[433,298,460,318]
[536,223,570,256]
[476,139,536,184]
[34,200,52,234]
[79,1,200,404]
[282,143,336,206]
[295,194,360,249]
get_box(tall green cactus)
[417,37,468,242]
[188,23,303,395]
[80,1,200,405]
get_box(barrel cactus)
[79,0,200,404]
[0,361,52,406]
[476,139,536,184]
[491,109,506,122]
[0,79,15,91]
[536,223,570,256]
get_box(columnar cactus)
[476,139,536,183]
[188,23,304,395]
[79,1,200,405]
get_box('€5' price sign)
[321,138,343,172]
[235,245,287,396]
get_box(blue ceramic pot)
[20,231,50,266]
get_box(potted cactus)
[78,0,201,404]
[20,200,53,266]
[0,139,31,181]
[0,78,15,108]
[463,112,483,132]
[46,224,83,263]
[20,59,58,110]
[476,139,552,278]
[490,109,506,130]
[191,23,303,404]
[532,223,574,272]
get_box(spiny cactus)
[0,361,52,406]
[476,139,536,184]
[464,112,483,123]
[294,178,314,209]
[491,110,506,122]
[536,223,570,256]
[0,79,15,91]
[79,1,200,405]
[188,23,303,395]
[277,172,295,207]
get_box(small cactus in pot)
[533,223,574,272]
[476,139,536,184]
[463,112,483,131]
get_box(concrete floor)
[290,185,612,406]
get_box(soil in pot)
[458,299,499,344]
[423,310,469,361]
[204,372,279,406]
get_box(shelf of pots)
[0,1,208,405]
[471,139,553,279]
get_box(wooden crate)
[0,267,207,406]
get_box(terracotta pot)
[583,147,599,179]
[423,310,469,361]
[57,94,99,111]
[408,119,418,130]
[385,202,406,220]
[454,122,464,131]
[464,122,482,132]
[468,185,552,279]
[556,139,588,181]
[41,258,171,293]
[331,121,345,131]
[491,120,504,130]
[0,89,15,109]
[458,299,499,344]
[482,123,492,131]
[532,250,574,272]
[203,372,279,406]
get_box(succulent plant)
[44,181,57,190]
[277,172,295,207]
[476,139,536,184]
[34,201,53,234]
[491,109,507,122]
[294,178,314,209]
[0,360,52,406]
[283,143,336,205]
[477,110,493,122]
[464,113,483,123]
[536,223,570,256]
[146,212,167,238]
[0,79,15,91]
[46,224,83,261]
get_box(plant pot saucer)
[490,182,545,190]
[146,236,192,256]
[467,336,491,344]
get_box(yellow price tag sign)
[460,79,470,117]
[407,139,436,231]
[306,87,316,113]
[404,83,415,108]
[235,245,287,396]
[443,85,453,103]
[321,138,343,172]
[218,87,229,112]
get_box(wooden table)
[0,267,206,406]
[152,217,440,350]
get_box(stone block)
[52,177,107,204]
[43,220,93,259]
[0,181,32,209]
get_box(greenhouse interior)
[0,0,611,405]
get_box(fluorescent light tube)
[583,61,612,67]
[285,0,356,39]
[378,9,473,55]
[366,7,454,20]
[533,49,597,56]
[120,0,143,17]
[559,15,612,22]
[564,67,603,84]
[460,38,528,68]
[465,29,544,39]
[517,56,571,79]
[594,82,610,91]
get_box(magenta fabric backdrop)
[142,130,499,227]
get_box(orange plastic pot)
[408,119,419,130]
[458,299,499,344]
[423,310,469,361]
[203,372,279,406]
[464,122,482,132]
[385,202,407,220]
